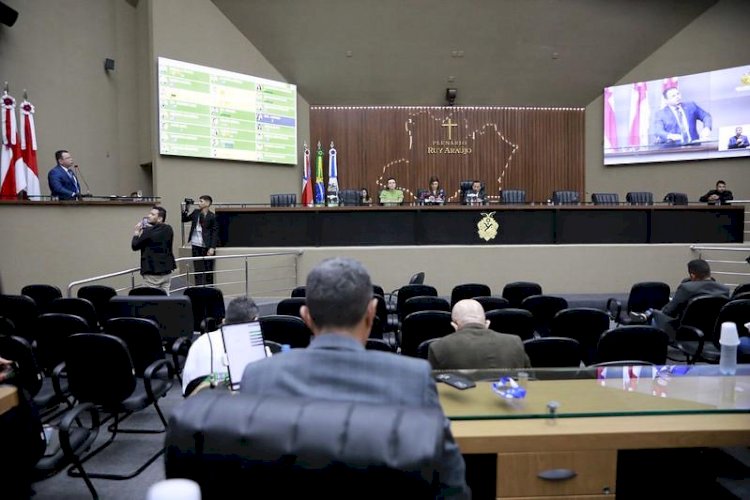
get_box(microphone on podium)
[73,164,93,198]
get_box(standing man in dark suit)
[47,150,80,200]
[241,257,469,499]
[653,87,712,145]
[182,195,218,286]
[132,206,176,294]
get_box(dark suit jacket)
[728,135,748,149]
[181,209,218,249]
[131,223,177,275]
[240,333,469,499]
[699,189,733,205]
[653,102,712,144]
[428,324,531,370]
[661,279,730,319]
[47,165,79,200]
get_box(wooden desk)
[440,374,750,498]
[0,385,19,416]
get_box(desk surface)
[0,385,18,416]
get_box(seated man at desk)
[699,180,733,205]
[379,177,404,206]
[463,180,486,206]
[429,299,530,369]
[241,257,469,498]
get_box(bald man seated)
[428,299,531,370]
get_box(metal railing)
[67,251,304,298]
[690,245,750,288]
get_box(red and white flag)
[1,91,25,200]
[20,98,40,199]
[603,87,618,151]
[628,82,650,147]
[301,142,313,207]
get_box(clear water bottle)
[719,322,740,376]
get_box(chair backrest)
[625,191,654,205]
[473,296,511,312]
[678,295,729,344]
[109,295,194,346]
[663,192,688,205]
[0,294,39,339]
[450,283,491,307]
[627,282,671,313]
[396,284,438,322]
[276,297,306,318]
[402,296,450,319]
[183,287,226,332]
[21,284,62,313]
[408,272,426,285]
[65,333,137,407]
[105,317,166,376]
[501,281,542,308]
[551,190,579,205]
[291,285,306,297]
[129,286,168,296]
[400,311,453,357]
[499,189,526,204]
[34,313,91,373]
[416,338,440,359]
[365,338,393,352]
[596,326,669,365]
[551,308,610,365]
[591,193,619,205]
[0,316,15,336]
[731,283,750,298]
[715,299,750,342]
[520,295,569,337]
[48,297,99,330]
[485,308,535,341]
[523,337,581,368]
[270,193,297,207]
[165,391,444,499]
[77,285,117,325]
[339,189,361,206]
[258,315,312,348]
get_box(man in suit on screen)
[653,87,712,146]
[728,126,748,149]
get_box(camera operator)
[182,195,218,286]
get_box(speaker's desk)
[438,366,750,498]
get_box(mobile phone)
[435,373,476,390]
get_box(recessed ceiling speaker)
[0,2,19,27]
[445,88,457,106]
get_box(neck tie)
[68,169,79,193]
[676,106,690,142]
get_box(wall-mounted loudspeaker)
[0,2,19,27]
[104,58,115,72]
[445,88,457,106]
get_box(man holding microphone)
[182,195,218,286]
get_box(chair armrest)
[605,298,622,322]
[59,402,100,458]
[143,358,176,401]
[51,362,68,400]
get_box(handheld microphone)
[73,164,92,196]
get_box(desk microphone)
[73,164,93,197]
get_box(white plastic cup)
[146,479,201,500]
[719,322,740,376]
